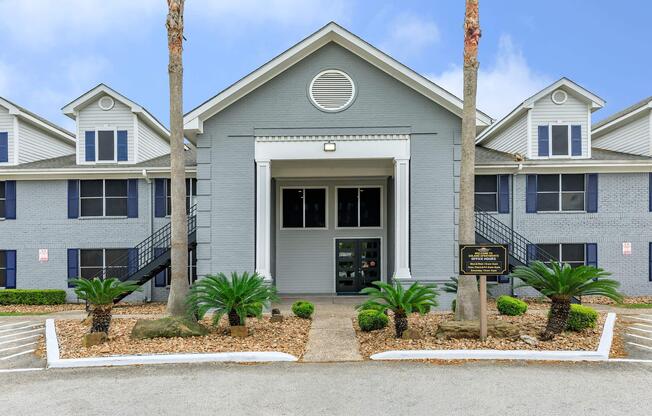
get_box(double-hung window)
[97,130,116,162]
[162,249,197,286]
[536,244,586,268]
[79,248,129,280]
[550,125,570,156]
[281,187,327,229]
[337,187,381,228]
[536,174,585,212]
[475,175,498,212]
[165,178,197,216]
[0,181,5,219]
[80,179,129,217]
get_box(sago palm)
[511,261,622,340]
[69,278,142,333]
[187,272,278,327]
[358,281,438,338]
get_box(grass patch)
[0,311,49,316]
[616,303,652,309]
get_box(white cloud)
[429,35,552,120]
[379,14,440,58]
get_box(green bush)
[0,289,66,305]
[566,304,598,331]
[358,301,387,313]
[292,300,315,319]
[496,295,528,316]
[358,309,389,332]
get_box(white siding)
[18,120,75,163]
[137,119,169,162]
[530,90,590,158]
[592,112,650,156]
[0,106,15,165]
[77,97,135,163]
[484,112,528,155]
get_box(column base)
[392,268,412,280]
[255,269,273,283]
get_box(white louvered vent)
[551,89,567,105]
[309,70,355,112]
[98,96,115,111]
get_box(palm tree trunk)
[394,311,408,338]
[166,0,189,317]
[456,0,482,321]
[90,305,112,333]
[228,310,241,327]
[541,296,571,340]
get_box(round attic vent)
[309,69,355,112]
[98,96,115,111]
[551,89,568,105]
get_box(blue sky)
[0,0,649,131]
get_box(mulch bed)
[0,302,168,315]
[53,315,311,360]
[583,295,652,305]
[355,308,610,359]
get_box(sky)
[0,0,649,131]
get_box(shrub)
[357,301,386,313]
[292,300,315,319]
[0,289,66,305]
[566,304,598,331]
[358,309,389,332]
[496,295,528,316]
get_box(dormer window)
[98,130,115,161]
[551,125,569,156]
[537,124,582,158]
[85,130,128,162]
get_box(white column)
[393,158,412,280]
[255,160,272,282]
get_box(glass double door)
[335,239,381,294]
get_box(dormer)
[476,78,605,160]
[62,84,170,165]
[0,96,75,166]
[592,96,652,156]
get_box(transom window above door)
[337,187,381,228]
[281,187,327,229]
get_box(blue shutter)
[537,126,549,157]
[154,247,167,287]
[0,132,8,163]
[154,179,166,218]
[497,174,510,214]
[649,243,652,282]
[571,125,582,156]
[586,174,598,213]
[127,179,138,218]
[128,248,139,276]
[67,249,79,288]
[526,175,537,213]
[4,250,16,289]
[649,173,652,212]
[85,131,96,162]
[67,180,79,219]
[526,244,537,264]
[4,180,16,219]
[117,130,128,161]
[586,243,598,268]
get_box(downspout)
[142,169,153,302]
[510,163,523,296]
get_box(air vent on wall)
[98,96,115,111]
[309,70,355,112]
[551,89,568,105]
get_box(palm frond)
[69,278,142,305]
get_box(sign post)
[459,244,509,341]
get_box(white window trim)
[335,185,383,230]
[164,178,197,218]
[279,186,329,230]
[78,248,130,279]
[536,174,586,213]
[79,179,129,218]
[539,243,586,267]
[475,175,499,213]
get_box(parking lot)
[621,313,652,360]
[0,319,46,371]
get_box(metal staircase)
[90,205,197,303]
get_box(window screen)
[79,249,104,279]
[80,180,104,217]
[97,130,115,161]
[475,175,498,212]
[0,251,5,288]
[551,125,569,156]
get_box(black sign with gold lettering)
[459,244,509,276]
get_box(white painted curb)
[371,312,617,362]
[45,319,297,368]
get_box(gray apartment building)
[0,23,650,303]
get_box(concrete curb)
[370,312,617,362]
[45,319,297,368]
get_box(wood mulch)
[583,295,652,305]
[0,302,168,315]
[53,315,311,360]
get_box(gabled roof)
[476,78,606,144]
[592,96,652,136]
[62,84,170,138]
[183,22,493,140]
[0,96,75,144]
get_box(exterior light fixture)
[323,142,336,152]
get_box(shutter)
[85,131,96,162]
[497,174,510,213]
[127,179,138,218]
[5,250,16,289]
[154,179,166,218]
[649,173,652,212]
[0,132,8,163]
[128,248,139,276]
[117,130,128,161]
[67,180,79,219]
[67,248,79,288]
[154,247,167,287]
[649,243,652,282]
[586,174,598,213]
[526,244,537,264]
[526,175,537,213]
[586,243,598,268]
[537,126,549,157]
[4,180,16,219]
[571,125,582,156]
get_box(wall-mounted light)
[323,141,336,152]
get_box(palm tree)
[358,281,438,338]
[187,272,278,327]
[166,0,189,316]
[69,278,141,333]
[456,0,482,321]
[511,261,623,340]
